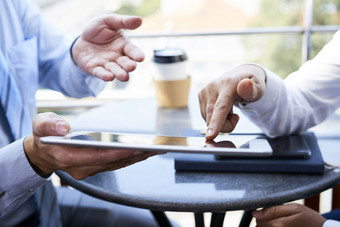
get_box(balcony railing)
[37,0,340,115]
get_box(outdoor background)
[33,0,340,226]
[34,0,340,106]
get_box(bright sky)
[222,0,260,15]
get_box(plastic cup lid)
[153,48,188,63]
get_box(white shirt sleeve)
[323,220,340,227]
[0,138,47,217]
[238,30,340,137]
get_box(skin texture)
[199,64,328,227]
[23,14,155,180]
[253,203,327,227]
[198,64,266,140]
[72,14,145,82]
[24,113,156,180]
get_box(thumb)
[252,204,302,221]
[106,14,143,30]
[121,15,143,30]
[33,112,71,137]
[236,78,255,102]
[237,78,264,103]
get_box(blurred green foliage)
[246,0,340,78]
[114,0,339,78]
[115,0,160,17]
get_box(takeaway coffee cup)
[153,48,190,108]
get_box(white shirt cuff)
[323,220,340,227]
[237,64,284,111]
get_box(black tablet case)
[175,132,325,174]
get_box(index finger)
[205,90,233,140]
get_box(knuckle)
[206,81,218,92]
[36,120,49,134]
[206,103,215,113]
[289,203,302,212]
[214,99,228,110]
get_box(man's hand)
[71,14,145,82]
[253,203,327,227]
[198,64,266,140]
[24,112,155,180]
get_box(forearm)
[32,6,105,98]
[38,33,105,98]
[40,51,105,98]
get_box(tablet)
[39,131,273,157]
[264,134,311,159]
[216,134,311,160]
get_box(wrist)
[70,35,80,65]
[23,135,53,177]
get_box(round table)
[58,96,340,227]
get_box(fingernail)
[252,210,263,218]
[206,129,213,138]
[55,121,68,135]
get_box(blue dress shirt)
[0,0,104,224]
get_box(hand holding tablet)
[40,131,273,157]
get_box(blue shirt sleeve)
[0,138,47,218]
[14,0,105,99]
[0,0,105,219]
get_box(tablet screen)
[40,131,273,157]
